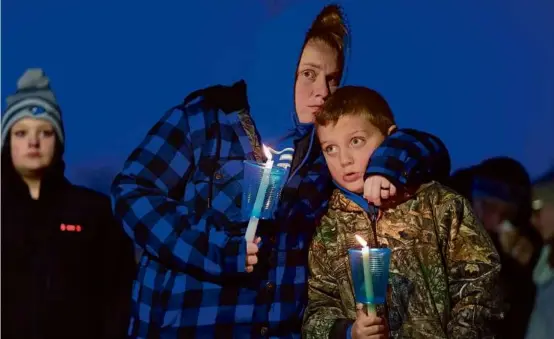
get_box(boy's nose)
[339,151,354,167]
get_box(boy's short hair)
[315,85,396,135]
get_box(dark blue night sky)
[3,0,553,190]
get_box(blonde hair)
[316,86,396,135]
[305,4,350,73]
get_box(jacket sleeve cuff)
[365,129,432,187]
[330,319,355,339]
[223,235,247,274]
[364,153,417,188]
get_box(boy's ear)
[387,125,398,136]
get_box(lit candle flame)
[263,144,273,162]
[355,234,368,247]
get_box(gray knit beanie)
[1,68,64,146]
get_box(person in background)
[525,167,554,339]
[450,159,541,266]
[1,68,136,339]
[468,156,541,338]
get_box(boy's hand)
[246,237,261,273]
[364,175,397,207]
[351,304,388,339]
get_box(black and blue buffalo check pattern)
[111,82,450,338]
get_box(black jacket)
[1,149,136,339]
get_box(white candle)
[244,145,274,242]
[355,235,376,315]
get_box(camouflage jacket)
[303,182,504,339]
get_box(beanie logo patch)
[31,106,46,115]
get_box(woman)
[1,68,136,339]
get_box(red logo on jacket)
[60,223,82,232]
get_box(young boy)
[302,86,504,339]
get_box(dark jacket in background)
[1,147,136,339]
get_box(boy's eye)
[324,145,338,154]
[351,137,365,147]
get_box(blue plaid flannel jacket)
[111,81,450,338]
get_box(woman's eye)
[301,69,317,81]
[328,77,339,88]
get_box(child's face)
[317,114,386,193]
